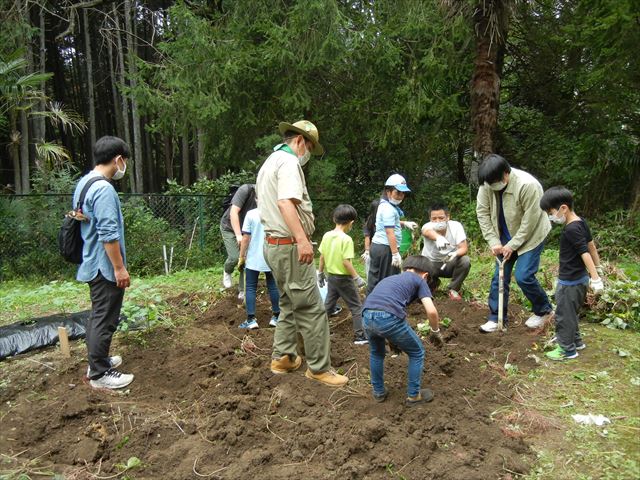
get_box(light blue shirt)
[73,172,126,283]
[242,208,270,272]
[371,199,402,246]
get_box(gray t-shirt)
[220,184,257,232]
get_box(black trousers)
[87,272,124,379]
[366,243,400,296]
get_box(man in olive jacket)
[476,154,553,333]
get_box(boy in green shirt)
[318,205,368,344]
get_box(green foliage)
[590,278,640,332]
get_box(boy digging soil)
[540,187,604,361]
[318,204,368,344]
[362,255,443,405]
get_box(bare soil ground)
[1,288,542,479]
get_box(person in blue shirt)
[366,174,418,295]
[73,136,134,390]
[363,255,443,406]
[237,207,280,329]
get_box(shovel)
[497,257,506,332]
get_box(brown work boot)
[270,354,302,374]
[304,369,348,387]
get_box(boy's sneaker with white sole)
[86,355,122,378]
[269,315,279,327]
[89,368,134,390]
[479,320,501,333]
[238,319,259,330]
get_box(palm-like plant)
[1,50,86,193]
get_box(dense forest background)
[1,0,638,215]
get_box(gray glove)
[354,275,366,289]
[318,271,326,288]
[428,328,444,347]
[590,277,604,294]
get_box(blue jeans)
[362,309,425,398]
[488,240,552,323]
[244,268,280,318]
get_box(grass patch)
[517,324,640,479]
[0,267,225,327]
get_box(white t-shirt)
[241,209,270,272]
[421,220,467,262]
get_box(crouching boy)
[362,255,443,406]
[540,187,604,361]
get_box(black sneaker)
[329,305,342,316]
[354,335,369,345]
[406,388,434,407]
[373,388,388,403]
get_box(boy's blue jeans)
[244,268,280,318]
[362,309,425,398]
[487,240,552,323]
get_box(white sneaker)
[89,369,134,390]
[237,291,245,301]
[479,320,499,333]
[223,272,232,289]
[525,312,553,329]
[86,355,122,377]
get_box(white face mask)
[548,212,566,225]
[488,181,506,191]
[298,144,311,167]
[432,221,447,231]
[389,198,402,206]
[112,157,127,180]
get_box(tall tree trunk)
[125,0,144,192]
[196,128,206,180]
[181,129,190,186]
[470,1,510,158]
[83,8,97,147]
[107,31,124,139]
[164,134,174,181]
[34,5,46,146]
[10,113,21,194]
[20,108,30,193]
[114,5,135,192]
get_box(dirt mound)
[0,289,538,479]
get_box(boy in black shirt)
[540,187,604,360]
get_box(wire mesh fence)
[0,193,342,281]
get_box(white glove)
[354,276,366,288]
[435,236,450,251]
[391,252,402,268]
[595,265,605,278]
[403,221,418,231]
[361,250,370,263]
[444,251,458,263]
[590,277,604,294]
[317,271,326,288]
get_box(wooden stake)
[58,326,71,357]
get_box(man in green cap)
[256,120,348,387]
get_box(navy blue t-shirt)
[363,272,432,320]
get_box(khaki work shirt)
[256,145,315,238]
[476,167,551,255]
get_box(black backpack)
[58,176,108,264]
[221,184,240,213]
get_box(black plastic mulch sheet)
[0,311,92,360]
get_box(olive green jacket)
[476,168,551,255]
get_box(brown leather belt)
[265,236,296,245]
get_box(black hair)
[402,255,431,274]
[283,130,300,142]
[540,186,574,211]
[94,136,130,166]
[333,204,357,224]
[477,154,511,185]
[429,202,449,215]
[364,198,380,236]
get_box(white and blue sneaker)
[269,315,279,327]
[239,319,259,330]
